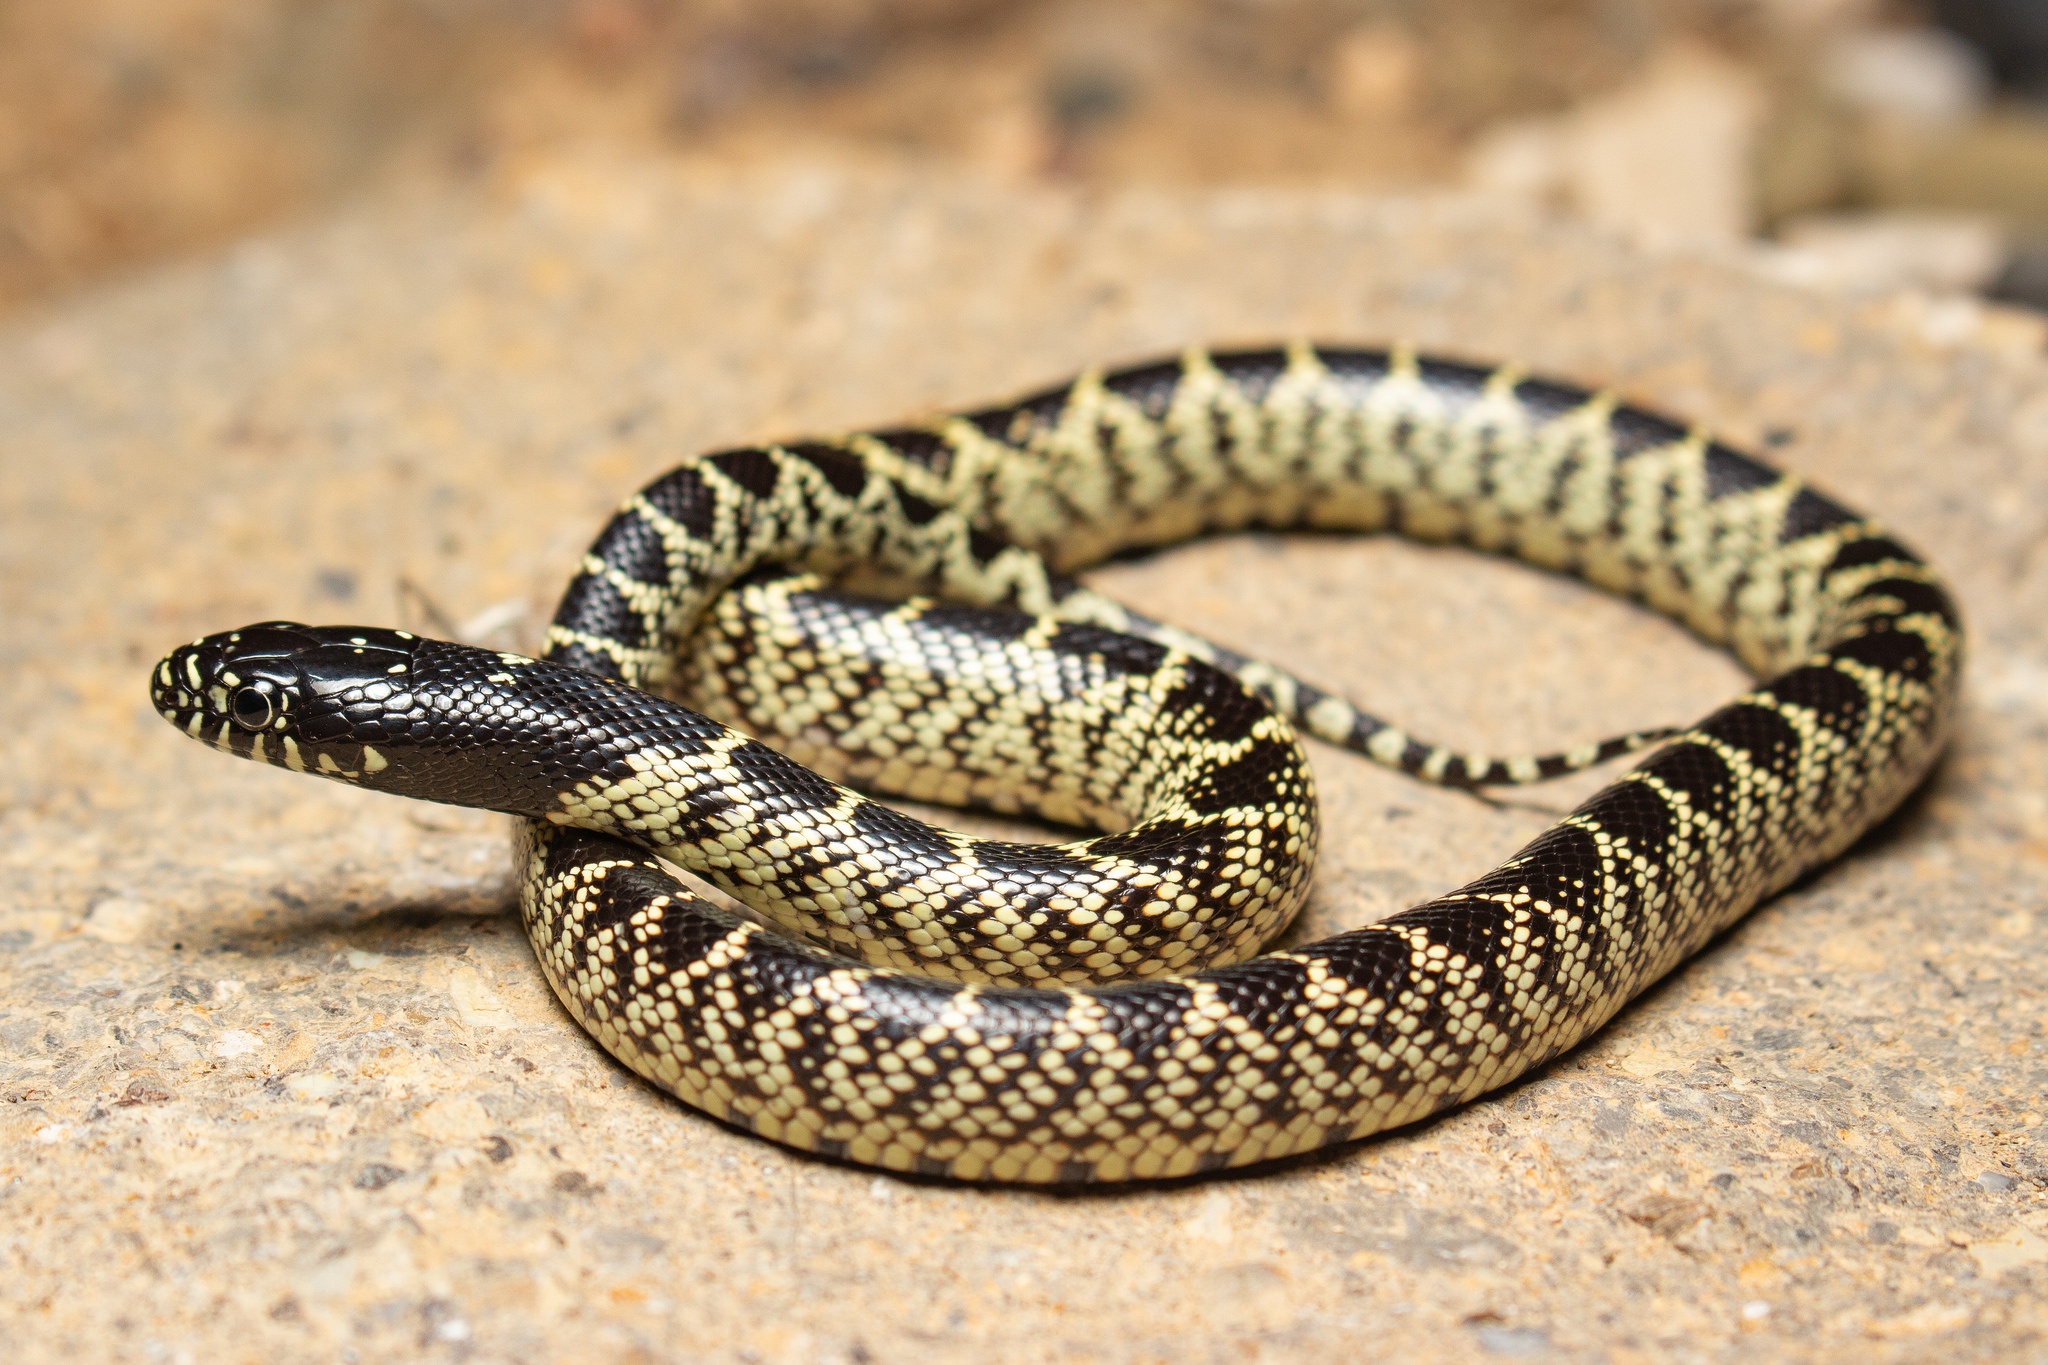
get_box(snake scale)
[153,343,1961,1184]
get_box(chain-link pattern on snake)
[153,343,1961,1184]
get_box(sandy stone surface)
[2,154,2045,1362]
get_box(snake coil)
[155,344,1960,1184]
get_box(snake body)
[154,344,1961,1184]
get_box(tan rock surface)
[2,154,2045,1362]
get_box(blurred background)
[4,0,2046,321]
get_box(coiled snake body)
[154,345,1961,1183]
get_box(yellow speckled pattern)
[153,342,1961,1185]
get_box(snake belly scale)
[153,343,1961,1184]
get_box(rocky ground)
[2,155,2045,1361]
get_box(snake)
[151,343,1961,1184]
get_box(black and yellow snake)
[152,344,1961,1183]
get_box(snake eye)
[230,685,275,731]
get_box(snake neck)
[262,639,742,818]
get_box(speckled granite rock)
[2,154,2045,1363]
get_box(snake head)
[151,621,650,816]
[151,622,424,783]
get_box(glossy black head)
[151,620,729,818]
[151,622,426,783]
